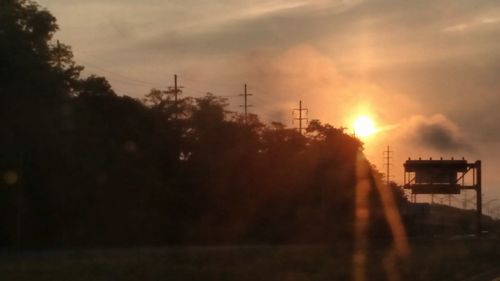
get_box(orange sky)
[38,0,500,206]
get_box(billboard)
[404,159,468,194]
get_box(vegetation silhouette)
[2,0,491,251]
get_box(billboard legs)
[476,160,482,236]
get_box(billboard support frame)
[404,159,482,235]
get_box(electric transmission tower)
[383,146,393,185]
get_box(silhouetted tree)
[78,75,116,97]
[0,0,417,249]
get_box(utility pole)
[383,146,393,185]
[239,84,252,124]
[168,74,184,120]
[292,100,308,134]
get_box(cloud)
[404,115,472,152]
[36,0,500,142]
[443,16,500,33]
[225,45,412,125]
[35,0,500,197]
[443,24,469,32]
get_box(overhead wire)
[77,58,162,87]
[74,57,285,122]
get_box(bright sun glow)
[353,116,377,138]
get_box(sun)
[353,115,377,138]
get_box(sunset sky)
[37,0,500,201]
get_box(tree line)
[0,0,406,249]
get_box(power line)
[73,58,274,104]
[180,75,242,90]
[72,58,309,127]
[77,58,162,87]
[75,55,275,101]
[292,100,308,134]
[218,94,240,98]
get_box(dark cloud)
[409,115,472,152]
[417,123,464,151]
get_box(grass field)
[0,238,498,281]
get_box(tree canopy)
[0,0,409,249]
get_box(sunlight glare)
[354,116,377,138]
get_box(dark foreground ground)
[0,238,498,281]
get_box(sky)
[37,0,500,206]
